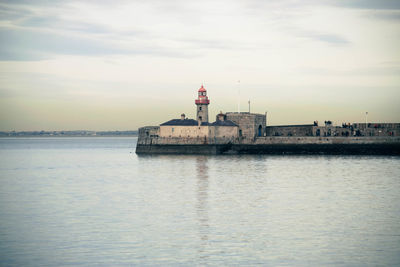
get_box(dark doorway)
[258,125,262,137]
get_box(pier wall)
[266,125,314,137]
[252,136,400,145]
[136,136,400,155]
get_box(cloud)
[299,65,400,76]
[0,27,129,59]
[300,31,349,45]
[0,0,244,60]
[283,26,350,46]
[333,0,400,10]
[243,0,400,11]
[363,10,400,21]
[0,3,34,20]
[0,25,203,60]
[14,14,125,35]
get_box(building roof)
[198,85,206,92]
[160,119,209,126]
[160,119,238,127]
[209,120,238,127]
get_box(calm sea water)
[0,137,399,266]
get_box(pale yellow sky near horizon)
[0,0,399,131]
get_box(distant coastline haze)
[0,1,399,131]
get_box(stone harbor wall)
[138,135,400,145]
[313,123,400,137]
[136,136,400,155]
[265,123,400,137]
[266,125,314,136]
[138,126,160,138]
[137,136,236,146]
[252,136,400,145]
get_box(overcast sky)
[0,0,399,130]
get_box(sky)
[0,0,399,131]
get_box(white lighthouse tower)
[195,85,210,123]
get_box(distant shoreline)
[0,131,138,137]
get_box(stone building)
[138,85,271,142]
[208,114,239,139]
[225,112,266,139]
[153,85,241,140]
[159,115,209,138]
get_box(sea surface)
[0,137,399,266]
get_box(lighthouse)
[195,85,210,123]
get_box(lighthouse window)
[172,128,174,133]
[199,107,202,111]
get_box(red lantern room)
[195,85,210,105]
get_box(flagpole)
[237,80,240,113]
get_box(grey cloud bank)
[0,0,358,60]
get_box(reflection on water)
[196,156,209,263]
[1,138,400,266]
